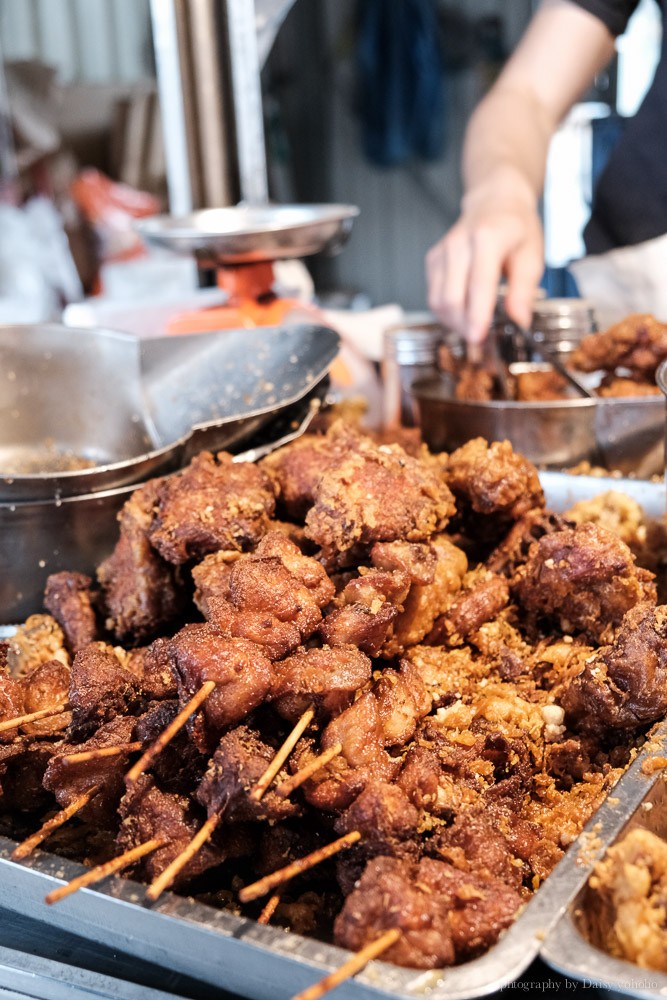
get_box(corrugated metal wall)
[0,0,152,82]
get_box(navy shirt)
[568,0,667,253]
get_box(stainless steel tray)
[3,720,667,1000]
[542,745,667,997]
[0,471,665,999]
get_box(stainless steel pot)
[0,483,133,624]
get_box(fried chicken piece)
[125,637,178,702]
[334,855,521,967]
[5,614,69,676]
[455,363,495,402]
[430,805,538,890]
[268,645,372,724]
[514,368,569,401]
[512,522,656,644]
[0,742,56,813]
[380,537,469,656]
[201,532,335,660]
[148,451,276,564]
[446,438,544,523]
[334,782,421,894]
[43,716,137,827]
[260,431,346,522]
[116,774,228,886]
[196,725,300,825]
[571,313,667,377]
[561,603,667,736]
[305,423,455,565]
[18,658,71,737]
[168,625,272,752]
[296,662,431,812]
[319,599,399,657]
[43,572,99,654]
[97,478,186,644]
[587,828,667,972]
[485,510,571,578]
[68,643,142,740]
[596,375,661,397]
[428,568,509,645]
[0,670,24,742]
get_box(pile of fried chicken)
[2,420,667,971]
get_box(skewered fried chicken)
[168,626,272,753]
[97,478,186,644]
[268,645,372,724]
[334,855,522,967]
[196,725,300,825]
[43,572,99,654]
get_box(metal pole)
[149,0,194,214]
[224,0,270,204]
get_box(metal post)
[149,0,194,214]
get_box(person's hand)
[426,192,544,347]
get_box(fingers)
[426,226,471,336]
[466,227,505,345]
[503,229,544,330]
[426,210,544,347]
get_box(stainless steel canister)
[382,317,446,429]
[531,298,597,358]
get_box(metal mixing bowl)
[413,374,664,476]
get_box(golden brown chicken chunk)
[446,438,544,522]
[571,313,667,377]
[305,428,455,565]
[512,521,656,643]
[148,451,276,564]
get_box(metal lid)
[383,321,446,365]
[532,298,596,334]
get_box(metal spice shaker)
[382,318,445,429]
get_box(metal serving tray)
[0,471,665,999]
[2,719,667,1000]
[542,747,667,998]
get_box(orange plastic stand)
[167,261,304,333]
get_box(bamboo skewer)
[251,707,315,802]
[257,892,281,925]
[60,742,143,765]
[12,785,100,860]
[0,705,67,734]
[145,809,222,902]
[126,680,216,784]
[291,928,401,1000]
[45,838,165,905]
[275,743,342,799]
[238,831,362,903]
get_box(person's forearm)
[461,84,555,215]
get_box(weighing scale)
[135,203,359,334]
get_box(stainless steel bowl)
[135,204,360,266]
[413,374,664,475]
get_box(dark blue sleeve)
[566,0,643,37]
